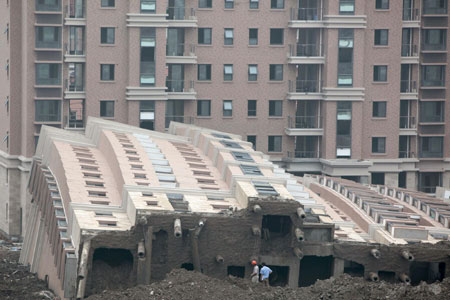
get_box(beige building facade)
[0,0,449,237]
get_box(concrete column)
[406,172,417,190]
[333,258,345,276]
[443,171,450,189]
[385,173,399,187]
[144,226,153,284]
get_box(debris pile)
[86,269,450,300]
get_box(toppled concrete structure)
[19,118,450,299]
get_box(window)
[422,29,447,51]
[253,181,279,196]
[101,0,114,7]
[100,27,115,44]
[100,64,115,81]
[198,28,212,45]
[373,65,387,82]
[374,29,388,46]
[140,28,155,86]
[35,100,61,122]
[269,64,283,81]
[140,101,155,130]
[198,64,211,80]
[224,28,234,45]
[199,0,212,8]
[240,165,262,176]
[197,100,211,116]
[372,137,386,153]
[339,0,354,15]
[268,136,282,152]
[223,100,232,117]
[225,0,234,9]
[247,135,256,150]
[269,100,282,117]
[100,101,114,118]
[224,64,233,81]
[141,0,156,13]
[249,28,258,45]
[232,152,254,162]
[220,140,242,149]
[423,0,448,14]
[250,0,259,9]
[372,101,386,118]
[248,65,258,81]
[270,29,284,45]
[247,100,257,117]
[35,63,61,85]
[420,101,444,122]
[35,0,61,11]
[338,29,354,86]
[422,65,445,86]
[270,0,284,9]
[35,26,61,48]
[375,0,389,9]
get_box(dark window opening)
[344,261,364,277]
[152,229,168,279]
[268,265,289,287]
[261,215,291,239]
[181,263,194,271]
[409,262,445,285]
[227,266,245,278]
[378,271,396,283]
[371,173,385,185]
[398,172,406,188]
[298,256,333,287]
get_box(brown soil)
[86,268,450,300]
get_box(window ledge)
[100,7,116,10]
[371,117,387,120]
[222,81,234,83]
[372,81,389,85]
[373,45,389,48]
[223,45,234,48]
[223,9,235,11]
[196,116,212,119]
[371,152,387,156]
[248,45,259,48]
[247,116,258,119]
[197,44,212,47]
[100,44,116,47]
[100,80,116,83]
[222,116,233,119]
[101,117,115,120]
[269,45,285,48]
[268,116,283,119]
[269,9,286,12]
[268,151,283,154]
[268,81,284,84]
[197,8,213,11]
[247,81,258,84]
[196,80,212,83]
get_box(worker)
[259,263,272,287]
[250,260,259,283]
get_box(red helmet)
[251,260,257,265]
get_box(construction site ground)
[0,241,449,300]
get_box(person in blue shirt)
[259,263,272,287]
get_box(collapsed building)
[19,118,450,300]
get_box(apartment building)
[0,0,449,237]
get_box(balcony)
[65,0,84,19]
[285,116,323,136]
[402,8,420,27]
[36,39,61,50]
[289,7,323,28]
[36,77,61,86]
[423,6,448,16]
[399,116,417,135]
[165,115,194,129]
[422,43,447,52]
[401,44,419,63]
[166,44,197,64]
[288,44,324,64]
[166,7,197,28]
[287,80,323,100]
[419,115,445,124]
[288,151,321,159]
[36,0,62,13]
[166,80,196,100]
[421,79,445,89]
[400,80,418,99]
[399,151,416,159]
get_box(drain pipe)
[293,247,304,260]
[76,240,91,299]
[369,272,379,282]
[191,219,206,272]
[295,228,304,242]
[401,250,414,261]
[137,240,145,258]
[370,249,381,259]
[399,273,411,284]
[174,219,182,238]
[252,204,262,214]
[297,207,306,219]
[215,255,224,264]
[251,225,261,237]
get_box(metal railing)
[422,43,447,51]
[36,39,61,49]
[401,44,418,57]
[290,7,321,21]
[65,79,84,92]
[423,7,448,15]
[420,115,444,123]
[422,79,445,87]
[400,80,417,93]
[166,80,194,93]
[65,41,84,55]
[419,186,437,194]
[399,116,416,129]
[420,151,443,158]
[288,116,322,129]
[36,1,62,12]
[399,151,415,158]
[402,8,420,20]
[166,43,195,57]
[288,151,321,159]
[166,7,196,20]
[36,77,61,86]
[67,118,84,128]
[165,115,194,128]
[336,135,351,148]
[289,79,321,93]
[66,0,84,18]
[289,44,322,57]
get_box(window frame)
[249,28,258,45]
[372,137,386,154]
[375,0,389,10]
[197,100,211,117]
[248,100,257,116]
[100,100,115,118]
[223,100,233,117]
[248,64,258,81]
[224,0,234,9]
[250,0,259,9]
[224,64,233,81]
[270,28,284,45]
[268,135,282,152]
[270,0,284,9]
[199,0,212,9]
[198,28,212,45]
[35,100,61,122]
[269,100,283,117]
[372,101,387,118]
[198,64,211,81]
[100,64,115,81]
[374,29,389,46]
[373,65,388,82]
[224,28,234,45]
[100,27,115,44]
[269,64,283,81]
[101,0,115,8]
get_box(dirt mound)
[87,269,450,300]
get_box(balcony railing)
[291,7,321,21]
[166,43,195,57]
[288,151,321,159]
[420,115,444,123]
[423,7,448,15]
[36,39,61,49]
[399,116,416,129]
[166,7,196,20]
[401,44,418,57]
[288,116,322,129]
[289,44,322,57]
[419,186,437,193]
[422,79,445,87]
[66,0,84,18]
[67,117,84,128]
[400,80,417,93]
[420,151,443,158]
[422,43,447,51]
[289,79,321,93]
[402,8,420,21]
[36,77,61,86]
[165,115,194,128]
[336,135,351,148]
[36,0,62,12]
[65,79,84,92]
[166,80,194,93]
[399,151,415,158]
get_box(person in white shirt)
[250,260,259,283]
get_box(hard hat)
[251,260,257,265]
